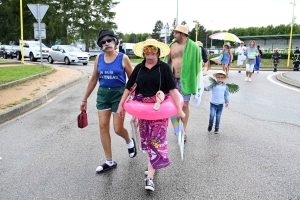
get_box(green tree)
[66,0,119,51]
[151,20,164,41]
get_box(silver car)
[48,45,89,65]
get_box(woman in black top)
[117,39,185,192]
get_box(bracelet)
[82,100,87,102]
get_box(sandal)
[153,90,165,111]
[96,161,117,173]
[128,138,137,158]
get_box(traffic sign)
[33,23,46,28]
[34,28,46,39]
[27,4,49,22]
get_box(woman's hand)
[80,101,87,111]
[177,109,186,120]
[116,105,125,118]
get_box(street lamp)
[193,20,199,41]
[176,0,178,26]
[165,23,169,44]
[287,0,296,67]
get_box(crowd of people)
[79,25,298,192]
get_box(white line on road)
[267,74,300,93]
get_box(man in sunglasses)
[166,25,201,143]
[80,29,136,173]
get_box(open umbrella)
[209,32,242,43]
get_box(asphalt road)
[1,62,300,200]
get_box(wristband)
[82,100,87,102]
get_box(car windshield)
[63,46,83,52]
[29,42,48,48]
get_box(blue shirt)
[98,53,126,88]
[204,82,229,105]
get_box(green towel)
[165,38,201,94]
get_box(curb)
[276,73,300,88]
[0,67,55,90]
[0,70,88,124]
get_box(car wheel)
[64,57,70,65]
[48,56,54,64]
[30,53,36,61]
[17,52,21,60]
[3,53,7,59]
[83,63,88,65]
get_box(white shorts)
[246,64,254,72]
[237,58,244,66]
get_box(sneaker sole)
[145,186,155,191]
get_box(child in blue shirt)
[204,70,229,134]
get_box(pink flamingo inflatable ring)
[124,94,184,120]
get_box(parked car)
[0,45,19,59]
[48,45,89,65]
[125,49,136,58]
[16,40,51,61]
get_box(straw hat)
[196,41,203,47]
[174,25,189,35]
[213,70,228,78]
[223,43,231,48]
[133,39,170,58]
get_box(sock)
[126,139,135,158]
[126,139,134,149]
[105,159,113,166]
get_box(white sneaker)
[245,77,248,81]
[248,78,252,82]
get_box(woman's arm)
[122,54,133,78]
[169,89,185,119]
[230,50,233,62]
[80,55,100,111]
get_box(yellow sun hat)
[133,39,170,58]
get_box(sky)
[112,0,299,34]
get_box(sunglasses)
[216,76,225,79]
[143,46,158,54]
[100,38,113,45]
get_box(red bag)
[77,109,88,128]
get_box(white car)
[48,45,89,65]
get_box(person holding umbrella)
[220,43,232,75]
[244,40,259,82]
[117,39,185,192]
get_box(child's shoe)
[214,128,219,134]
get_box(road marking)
[267,74,300,93]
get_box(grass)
[0,59,13,63]
[0,65,52,85]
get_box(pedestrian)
[292,46,300,71]
[244,40,259,81]
[166,25,201,142]
[272,48,281,72]
[226,42,234,74]
[196,41,208,75]
[204,70,229,134]
[117,39,185,192]
[80,29,136,173]
[220,43,233,75]
[119,40,125,53]
[254,45,263,73]
[235,41,246,73]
